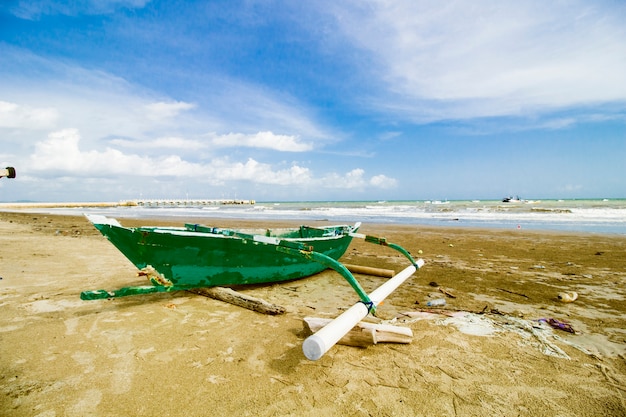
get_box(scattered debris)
[557,291,578,303]
[393,310,578,359]
[303,317,413,347]
[426,298,446,307]
[189,287,286,315]
[539,318,575,334]
[427,281,456,298]
[498,288,530,299]
[438,287,456,298]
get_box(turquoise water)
[36,198,626,235]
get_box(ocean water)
[40,199,626,235]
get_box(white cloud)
[370,174,397,188]
[0,58,187,142]
[26,129,217,178]
[0,45,332,146]
[28,128,161,176]
[379,131,402,141]
[145,101,196,121]
[0,42,396,199]
[0,100,58,129]
[24,129,306,184]
[320,168,395,189]
[110,136,206,150]
[203,78,334,141]
[209,131,314,152]
[321,169,364,189]
[538,118,577,130]
[24,129,396,194]
[344,168,366,188]
[210,158,313,185]
[327,1,626,121]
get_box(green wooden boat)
[82,215,419,312]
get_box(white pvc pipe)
[303,259,424,360]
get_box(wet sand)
[1,211,625,416]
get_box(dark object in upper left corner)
[1,167,16,179]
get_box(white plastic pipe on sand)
[302,259,424,360]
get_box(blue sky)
[1,0,625,202]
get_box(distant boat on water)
[502,195,522,203]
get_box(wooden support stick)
[189,287,286,315]
[303,317,412,347]
[343,264,395,278]
[498,288,530,299]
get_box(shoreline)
[1,207,623,238]
[1,211,625,416]
[2,196,625,236]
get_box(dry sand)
[1,211,625,416]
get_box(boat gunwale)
[99,223,359,242]
[148,229,351,242]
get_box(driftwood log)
[343,264,395,278]
[303,317,413,347]
[189,287,286,315]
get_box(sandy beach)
[1,211,625,416]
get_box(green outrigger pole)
[81,216,421,315]
[275,234,419,315]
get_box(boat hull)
[89,217,357,288]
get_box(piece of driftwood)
[438,286,457,298]
[303,317,413,347]
[343,264,395,278]
[498,288,530,299]
[189,287,286,315]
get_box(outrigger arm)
[303,259,424,360]
[299,231,424,360]
[277,232,421,315]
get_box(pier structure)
[125,199,255,207]
[0,199,255,209]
